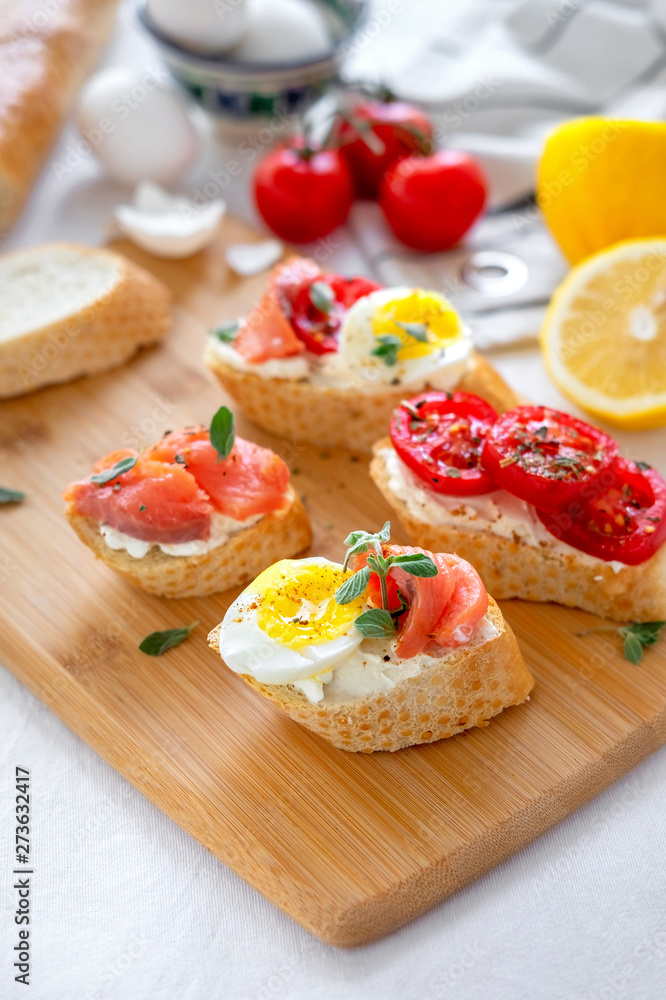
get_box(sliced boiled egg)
[337,287,472,387]
[219,558,365,685]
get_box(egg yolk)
[251,561,366,649]
[372,290,462,361]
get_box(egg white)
[218,557,364,685]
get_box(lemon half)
[540,237,666,429]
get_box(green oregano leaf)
[309,281,335,314]
[0,487,25,504]
[395,320,429,342]
[371,334,402,366]
[139,621,199,656]
[622,632,644,665]
[212,321,240,343]
[209,406,235,461]
[90,455,137,486]
[335,565,370,605]
[353,608,396,638]
[391,552,439,577]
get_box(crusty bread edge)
[209,597,534,753]
[65,487,312,599]
[0,243,171,398]
[204,345,520,452]
[370,440,666,623]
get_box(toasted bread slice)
[0,242,171,398]
[65,488,312,599]
[204,346,519,452]
[208,597,533,752]
[371,441,666,623]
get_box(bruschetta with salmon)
[204,256,518,452]
[208,522,533,752]
[371,392,666,622]
[63,407,312,598]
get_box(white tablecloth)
[2,2,666,997]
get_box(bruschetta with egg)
[208,522,533,752]
[203,256,518,451]
[371,393,666,622]
[63,407,312,598]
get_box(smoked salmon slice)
[147,429,290,520]
[353,543,488,657]
[233,257,320,363]
[432,553,488,648]
[234,290,304,363]
[384,545,455,659]
[64,450,213,544]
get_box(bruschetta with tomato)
[208,522,532,752]
[63,407,312,598]
[371,393,666,622]
[203,256,518,452]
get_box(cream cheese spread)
[100,510,263,559]
[379,446,628,575]
[292,613,499,705]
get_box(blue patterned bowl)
[138,1,367,123]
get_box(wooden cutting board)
[2,218,666,948]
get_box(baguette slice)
[0,243,171,398]
[371,441,666,623]
[65,488,312,599]
[204,345,519,452]
[209,597,533,752]
[0,0,120,231]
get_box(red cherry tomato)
[338,99,434,199]
[253,143,354,243]
[379,150,487,252]
[537,458,666,565]
[290,273,382,354]
[481,406,618,514]
[390,391,499,496]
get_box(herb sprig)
[578,620,665,664]
[336,522,437,637]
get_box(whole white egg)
[146,0,249,54]
[76,68,200,187]
[230,0,331,63]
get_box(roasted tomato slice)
[537,458,666,565]
[390,391,499,496]
[290,273,382,354]
[481,405,617,513]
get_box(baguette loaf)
[204,347,519,452]
[0,242,171,397]
[65,487,312,599]
[0,0,119,230]
[371,442,666,623]
[208,597,533,752]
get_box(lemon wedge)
[540,237,666,429]
[538,118,666,264]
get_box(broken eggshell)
[225,239,283,276]
[114,182,225,259]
